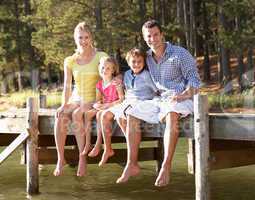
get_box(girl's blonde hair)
[99,57,120,77]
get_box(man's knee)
[165,112,179,132]
[127,115,141,133]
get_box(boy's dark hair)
[125,47,146,64]
[142,19,162,33]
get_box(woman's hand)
[93,102,111,110]
[93,102,104,110]
[56,104,67,118]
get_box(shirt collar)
[147,42,173,58]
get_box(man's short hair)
[142,19,162,33]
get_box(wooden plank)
[0,131,29,164]
[194,94,210,200]
[0,134,19,146]
[0,117,26,133]
[38,147,156,165]
[210,148,255,170]
[1,109,255,140]
[26,97,39,195]
[187,139,195,174]
[210,139,255,151]
[209,114,255,140]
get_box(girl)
[53,22,108,177]
[84,57,124,161]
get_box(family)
[53,19,200,187]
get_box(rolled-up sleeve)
[180,49,200,89]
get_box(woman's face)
[75,30,93,50]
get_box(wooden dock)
[0,95,255,200]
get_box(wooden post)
[39,94,47,108]
[26,97,39,194]
[194,94,210,200]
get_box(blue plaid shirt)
[146,42,200,95]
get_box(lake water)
[1,139,255,200]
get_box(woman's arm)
[62,63,73,106]
[93,89,104,110]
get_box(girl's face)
[75,30,93,50]
[128,55,144,74]
[100,61,115,79]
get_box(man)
[116,20,200,187]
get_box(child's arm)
[93,89,104,110]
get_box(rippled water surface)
[1,139,255,200]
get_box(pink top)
[96,80,119,103]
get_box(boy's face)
[128,55,144,74]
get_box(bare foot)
[116,164,140,183]
[53,160,66,176]
[81,143,92,155]
[154,167,170,187]
[88,145,101,157]
[98,149,115,166]
[76,154,87,177]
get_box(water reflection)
[0,139,255,200]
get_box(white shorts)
[68,87,82,104]
[107,99,143,120]
[127,96,193,124]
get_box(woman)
[54,22,108,177]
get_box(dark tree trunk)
[202,1,210,82]
[14,0,23,91]
[247,46,254,83]
[139,0,146,25]
[95,0,103,29]
[218,0,232,92]
[153,0,157,20]
[24,0,39,91]
[0,69,9,94]
[177,0,186,47]
[183,0,190,52]
[189,0,196,56]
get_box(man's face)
[142,26,164,51]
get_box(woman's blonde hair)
[99,57,120,77]
[74,21,92,41]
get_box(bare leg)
[53,104,78,176]
[99,111,115,166]
[116,117,127,136]
[72,107,88,177]
[155,112,179,187]
[88,111,103,157]
[116,115,141,183]
[83,109,97,155]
